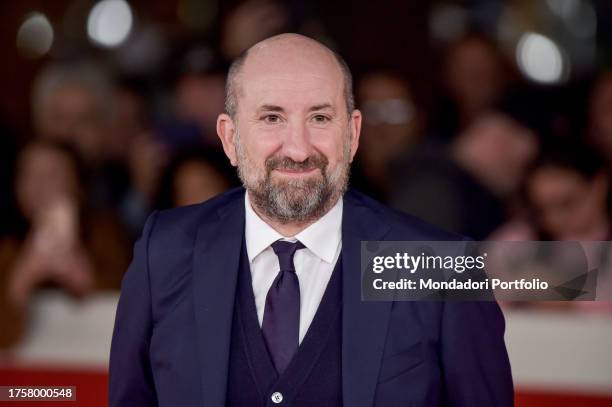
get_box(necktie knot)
[271,240,305,272]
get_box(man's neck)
[247,194,337,237]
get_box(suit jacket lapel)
[192,191,245,407]
[342,190,392,407]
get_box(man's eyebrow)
[257,104,285,112]
[309,103,334,112]
[256,103,335,113]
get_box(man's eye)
[313,114,330,123]
[263,114,281,123]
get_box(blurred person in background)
[173,63,227,147]
[392,101,538,240]
[107,77,151,165]
[104,74,171,239]
[155,148,238,209]
[31,60,125,209]
[157,45,228,149]
[431,32,509,141]
[493,142,610,241]
[31,61,111,164]
[491,141,612,309]
[119,131,168,239]
[106,77,163,238]
[0,141,130,349]
[350,71,421,202]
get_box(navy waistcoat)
[226,242,343,407]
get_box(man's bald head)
[224,33,354,119]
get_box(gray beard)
[235,131,351,224]
[246,168,344,224]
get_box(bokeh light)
[516,32,567,85]
[16,12,54,59]
[87,0,133,48]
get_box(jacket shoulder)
[345,189,465,241]
[150,187,244,240]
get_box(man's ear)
[348,109,362,162]
[217,113,238,166]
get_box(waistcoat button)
[271,391,283,403]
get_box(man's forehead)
[247,34,338,68]
[240,73,343,111]
[243,47,341,80]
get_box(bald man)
[109,34,513,407]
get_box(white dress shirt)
[244,192,343,343]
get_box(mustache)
[265,154,328,173]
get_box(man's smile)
[272,167,320,176]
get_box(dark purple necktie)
[262,240,305,374]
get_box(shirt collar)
[244,191,343,264]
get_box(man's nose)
[281,121,312,162]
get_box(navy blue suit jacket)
[109,187,513,406]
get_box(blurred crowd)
[1,0,612,350]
